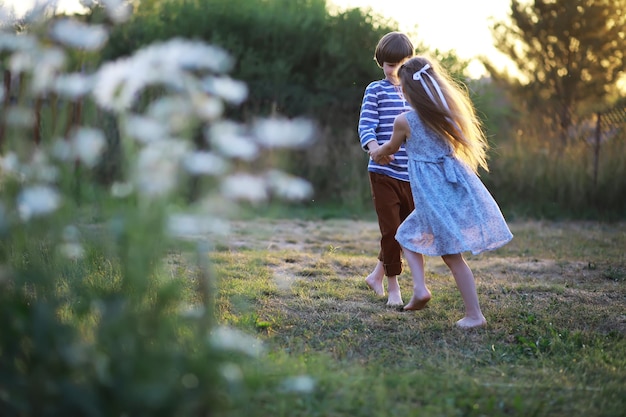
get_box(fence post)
[593,112,601,189]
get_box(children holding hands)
[369,56,513,328]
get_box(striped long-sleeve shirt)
[358,78,412,182]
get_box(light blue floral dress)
[395,111,513,256]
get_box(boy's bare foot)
[455,316,487,329]
[365,274,385,296]
[386,290,403,306]
[402,291,431,311]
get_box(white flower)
[123,114,168,144]
[21,0,58,23]
[0,7,16,30]
[280,375,316,394]
[182,151,228,176]
[71,127,107,168]
[93,57,158,112]
[17,185,61,221]
[146,96,195,134]
[221,173,267,202]
[92,39,234,112]
[127,46,187,91]
[191,93,224,121]
[0,33,37,52]
[135,140,188,198]
[207,121,258,161]
[219,363,243,384]
[0,152,20,175]
[53,129,106,168]
[99,0,132,23]
[137,38,233,74]
[209,326,264,357]
[9,51,33,74]
[5,107,34,127]
[30,149,59,183]
[59,242,85,260]
[54,73,93,99]
[51,139,72,161]
[253,117,315,148]
[50,19,108,51]
[92,58,135,111]
[202,76,248,105]
[167,214,230,238]
[110,181,134,198]
[94,58,182,112]
[266,170,313,201]
[31,47,66,93]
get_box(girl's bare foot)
[365,274,385,296]
[455,316,487,329]
[402,290,431,311]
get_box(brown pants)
[369,172,414,277]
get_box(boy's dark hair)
[374,32,414,67]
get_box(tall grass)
[282,102,626,221]
[485,130,626,220]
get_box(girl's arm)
[369,112,410,163]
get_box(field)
[202,218,626,416]
[2,2,625,415]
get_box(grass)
[203,218,626,417]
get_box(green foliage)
[0,195,224,416]
[0,3,317,415]
[489,0,626,144]
[100,0,521,218]
[100,0,412,213]
[104,0,393,118]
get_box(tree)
[487,0,626,146]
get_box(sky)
[329,0,513,77]
[4,0,514,77]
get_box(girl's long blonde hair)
[398,56,489,173]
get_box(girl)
[369,56,513,328]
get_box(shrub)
[0,2,315,415]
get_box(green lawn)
[208,219,626,417]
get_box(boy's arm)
[358,84,379,151]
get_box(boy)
[358,31,415,306]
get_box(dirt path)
[218,218,626,335]
[225,218,625,284]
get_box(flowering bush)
[0,1,315,415]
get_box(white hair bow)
[412,64,450,111]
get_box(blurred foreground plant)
[0,1,315,415]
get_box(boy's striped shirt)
[358,78,411,182]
